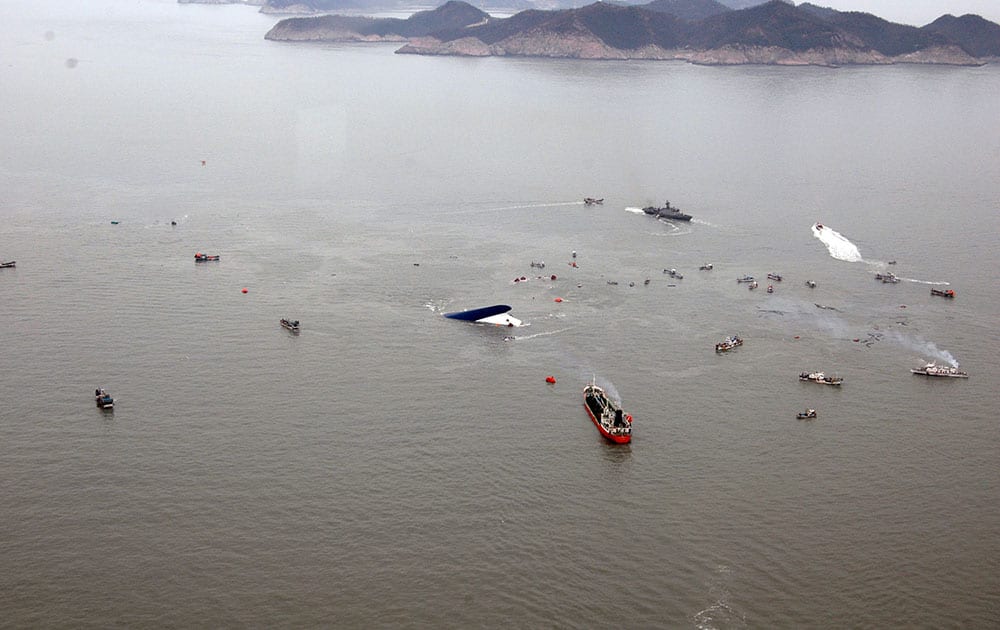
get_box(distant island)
[262,0,1000,67]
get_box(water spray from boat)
[812,223,863,262]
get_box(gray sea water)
[2,1,1000,627]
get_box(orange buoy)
[554,297,563,303]
[545,376,556,384]
[241,287,248,294]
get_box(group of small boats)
[799,371,844,386]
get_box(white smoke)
[882,330,959,367]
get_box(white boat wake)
[812,224,863,262]
[896,277,951,286]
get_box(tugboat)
[910,362,968,378]
[642,200,692,221]
[280,318,300,333]
[95,388,114,409]
[583,379,632,444]
[664,268,683,279]
[796,409,817,420]
[699,263,713,271]
[799,371,843,386]
[583,197,604,205]
[766,273,783,281]
[0,261,14,268]
[874,272,899,283]
[737,275,755,283]
[805,280,817,288]
[715,335,743,352]
[930,288,955,298]
[194,252,220,262]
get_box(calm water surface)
[2,1,999,627]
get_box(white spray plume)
[882,330,959,367]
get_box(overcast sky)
[806,1,1000,26]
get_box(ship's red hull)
[584,403,631,444]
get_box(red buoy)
[545,376,556,384]
[241,287,248,294]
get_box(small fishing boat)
[748,280,758,290]
[280,318,300,333]
[583,197,604,205]
[664,268,683,279]
[805,280,816,288]
[874,272,899,283]
[766,273,783,281]
[194,253,220,262]
[583,379,632,444]
[796,409,817,420]
[699,263,713,270]
[0,261,15,268]
[930,288,955,298]
[715,335,743,352]
[737,275,755,283]
[799,371,843,386]
[95,388,114,409]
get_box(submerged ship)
[583,379,632,444]
[910,362,968,378]
[642,200,692,221]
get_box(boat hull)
[583,404,631,443]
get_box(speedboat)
[280,318,300,333]
[930,288,955,298]
[95,388,114,409]
[766,273,782,281]
[737,275,755,283]
[583,379,632,444]
[799,371,843,386]
[715,335,743,352]
[796,409,817,420]
[583,197,604,205]
[910,362,968,378]
[194,253,220,262]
